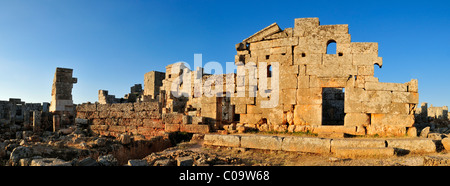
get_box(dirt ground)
[172,140,446,166]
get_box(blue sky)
[0,0,449,106]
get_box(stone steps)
[334,147,395,158]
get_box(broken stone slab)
[420,126,430,138]
[240,135,283,151]
[281,136,331,154]
[77,157,99,166]
[97,154,118,166]
[330,138,386,153]
[424,155,450,166]
[127,159,149,166]
[153,159,175,166]
[10,146,32,163]
[30,158,72,166]
[203,134,240,147]
[334,147,394,158]
[177,156,194,166]
[442,138,450,151]
[386,138,436,154]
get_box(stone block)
[240,135,282,150]
[180,124,210,134]
[203,134,241,147]
[351,42,378,54]
[441,138,450,151]
[165,124,180,132]
[312,126,357,135]
[294,18,320,37]
[240,113,263,125]
[246,104,263,114]
[365,82,407,92]
[162,113,184,124]
[280,74,298,89]
[281,136,331,154]
[192,116,205,125]
[281,89,297,105]
[371,114,415,127]
[407,79,418,93]
[344,113,370,126]
[143,119,164,129]
[296,88,321,105]
[357,65,374,76]
[323,53,352,66]
[330,139,386,152]
[234,104,247,114]
[177,156,194,166]
[334,147,394,158]
[392,92,419,104]
[128,159,149,166]
[352,53,377,66]
[293,104,321,125]
[366,125,407,136]
[386,138,436,154]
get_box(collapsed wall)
[76,101,211,139]
[76,102,163,139]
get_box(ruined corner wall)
[76,102,164,139]
[234,17,418,136]
[50,67,77,115]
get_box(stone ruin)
[3,17,450,166]
[73,18,422,139]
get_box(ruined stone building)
[0,98,51,132]
[232,18,418,136]
[83,17,420,138]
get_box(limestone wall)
[232,17,418,136]
[76,102,164,139]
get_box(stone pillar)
[33,111,41,132]
[49,67,77,114]
[53,114,60,132]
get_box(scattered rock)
[119,134,131,145]
[77,157,99,166]
[128,159,149,166]
[10,146,32,163]
[442,138,450,151]
[420,127,430,138]
[177,156,194,166]
[97,154,118,166]
[154,159,175,166]
[30,158,72,166]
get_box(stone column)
[32,111,41,132]
[52,114,60,132]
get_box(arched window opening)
[326,40,337,54]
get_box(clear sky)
[0,0,449,106]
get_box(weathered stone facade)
[232,17,418,136]
[88,18,420,137]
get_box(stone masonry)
[49,67,77,114]
[87,17,419,137]
[232,18,418,136]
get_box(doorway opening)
[322,87,345,125]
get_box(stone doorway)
[322,88,345,125]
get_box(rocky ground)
[140,139,450,166]
[2,118,450,166]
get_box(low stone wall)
[76,102,164,139]
[204,134,437,155]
